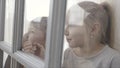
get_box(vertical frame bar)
[0,0,6,68]
[12,0,25,52]
[45,0,67,68]
[11,0,25,68]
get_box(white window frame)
[0,0,6,68]
[0,0,67,68]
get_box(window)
[0,0,67,68]
[0,0,116,68]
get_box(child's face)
[65,25,87,48]
[28,26,45,46]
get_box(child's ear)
[90,23,100,36]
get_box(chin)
[69,44,77,48]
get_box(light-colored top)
[62,45,120,68]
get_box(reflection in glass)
[22,17,47,60]
[22,0,49,61]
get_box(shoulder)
[64,48,73,59]
[106,46,120,68]
[102,45,120,56]
[110,53,120,68]
[96,45,120,62]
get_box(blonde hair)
[78,1,110,44]
[30,17,47,32]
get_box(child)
[22,17,47,60]
[4,17,47,68]
[63,1,120,68]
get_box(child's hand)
[33,43,45,59]
[22,41,36,54]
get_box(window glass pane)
[4,0,15,44]
[22,0,50,63]
[61,0,119,68]
[4,0,15,68]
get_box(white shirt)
[62,45,120,68]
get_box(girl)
[4,17,47,68]
[22,17,47,60]
[63,1,120,68]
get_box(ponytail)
[100,2,111,45]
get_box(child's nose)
[65,30,69,36]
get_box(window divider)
[45,0,67,68]
[12,0,25,68]
[0,0,6,68]
[12,0,25,53]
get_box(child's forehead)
[67,4,89,26]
